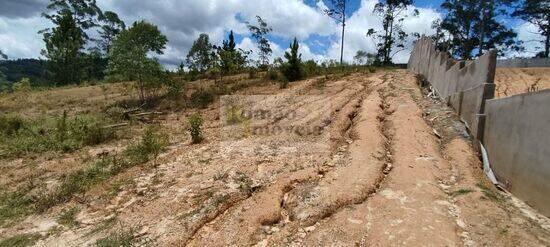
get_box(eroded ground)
[495,67,550,98]
[1,70,549,246]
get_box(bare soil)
[1,70,549,246]
[495,67,550,98]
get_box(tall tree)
[324,0,347,65]
[367,0,418,65]
[98,11,126,54]
[42,10,85,85]
[186,34,217,73]
[439,0,519,60]
[0,50,6,60]
[0,50,7,91]
[108,20,168,102]
[41,0,103,41]
[513,0,550,58]
[247,16,273,68]
[215,31,250,75]
[281,38,303,83]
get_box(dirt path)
[23,70,550,246]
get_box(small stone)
[304,226,316,232]
[383,164,393,174]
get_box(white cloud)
[326,0,441,64]
[0,16,50,59]
[510,21,546,58]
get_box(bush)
[11,78,31,93]
[248,68,258,79]
[368,66,376,73]
[187,113,203,144]
[166,79,184,100]
[125,127,168,164]
[281,38,304,82]
[0,114,24,136]
[266,69,280,81]
[190,89,215,108]
[0,113,115,157]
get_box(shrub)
[125,127,168,164]
[166,79,184,100]
[266,69,280,81]
[0,114,24,136]
[248,68,258,79]
[190,89,215,108]
[187,113,203,144]
[281,38,304,82]
[279,76,289,89]
[11,78,32,93]
[368,66,376,73]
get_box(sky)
[0,0,545,69]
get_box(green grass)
[95,228,137,247]
[449,188,474,197]
[0,190,34,226]
[0,233,41,247]
[0,112,115,158]
[57,207,80,227]
[477,183,503,202]
[35,127,168,212]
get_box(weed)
[449,188,474,197]
[477,183,502,201]
[0,191,34,226]
[0,233,40,247]
[266,69,280,81]
[188,113,203,144]
[95,227,137,247]
[57,207,79,227]
[190,89,215,108]
[125,127,168,164]
[0,113,115,158]
[36,128,167,212]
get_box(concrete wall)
[497,58,550,68]
[484,89,550,216]
[408,36,496,140]
[409,37,550,217]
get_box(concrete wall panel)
[484,89,550,217]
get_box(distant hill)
[0,59,51,87]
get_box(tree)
[42,10,85,85]
[281,38,304,84]
[353,50,375,65]
[367,0,418,65]
[186,34,217,73]
[439,0,520,60]
[215,31,250,75]
[324,0,348,65]
[108,20,168,103]
[247,16,273,68]
[0,50,7,91]
[41,0,103,41]
[513,0,550,58]
[98,11,126,54]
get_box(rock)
[304,226,316,232]
[383,163,393,174]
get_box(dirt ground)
[494,67,550,98]
[1,70,549,246]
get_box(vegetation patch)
[0,233,41,247]
[0,112,115,158]
[36,127,167,212]
[95,227,138,247]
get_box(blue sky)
[0,0,544,68]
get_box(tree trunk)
[477,1,486,57]
[340,0,346,65]
[545,31,549,58]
